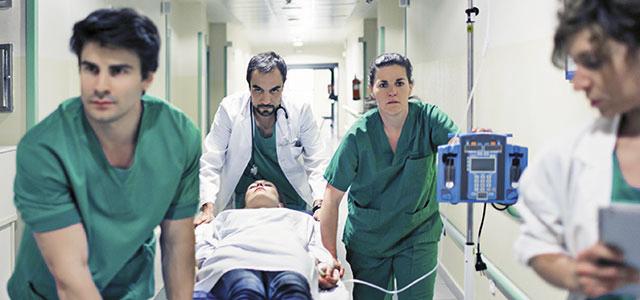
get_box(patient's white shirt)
[194,208,333,293]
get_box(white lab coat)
[514,115,626,300]
[199,91,328,212]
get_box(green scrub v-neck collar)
[82,101,146,183]
[375,107,414,166]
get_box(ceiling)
[205,0,377,48]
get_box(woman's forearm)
[530,253,578,291]
[319,185,344,258]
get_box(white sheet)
[194,208,348,300]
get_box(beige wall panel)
[377,0,404,55]
[225,22,253,96]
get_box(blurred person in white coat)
[515,0,640,299]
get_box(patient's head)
[245,180,282,209]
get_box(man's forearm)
[55,267,101,300]
[161,219,196,299]
[34,223,101,300]
[162,248,195,299]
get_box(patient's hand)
[194,203,215,227]
[318,260,344,290]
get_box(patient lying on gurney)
[193,180,344,300]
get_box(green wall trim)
[206,46,211,133]
[505,206,523,223]
[164,16,171,102]
[441,215,530,300]
[404,6,408,56]
[197,32,203,131]
[378,26,385,55]
[26,0,38,129]
[223,45,228,97]
[362,40,367,99]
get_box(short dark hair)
[70,8,160,80]
[246,52,288,86]
[368,53,414,86]
[552,0,640,68]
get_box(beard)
[253,104,277,117]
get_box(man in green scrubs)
[319,53,458,299]
[8,8,199,299]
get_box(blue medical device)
[437,133,528,204]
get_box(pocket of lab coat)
[290,144,303,159]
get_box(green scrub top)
[612,152,640,204]
[234,122,307,211]
[591,154,640,300]
[324,100,458,257]
[8,96,201,300]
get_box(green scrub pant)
[347,241,438,300]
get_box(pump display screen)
[470,158,495,172]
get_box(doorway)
[286,63,338,133]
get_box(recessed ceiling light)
[293,40,304,47]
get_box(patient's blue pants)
[194,269,312,300]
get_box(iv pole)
[464,2,479,299]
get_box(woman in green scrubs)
[318,53,458,299]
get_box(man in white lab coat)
[193,180,344,300]
[197,52,327,224]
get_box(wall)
[225,22,253,96]
[335,17,378,138]
[208,22,226,128]
[377,0,404,55]
[169,0,208,130]
[362,18,377,99]
[406,0,594,299]
[0,1,26,146]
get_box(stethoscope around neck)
[248,100,300,177]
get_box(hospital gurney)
[194,220,350,300]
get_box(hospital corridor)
[2,0,640,300]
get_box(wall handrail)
[342,105,362,118]
[441,215,530,300]
[504,206,522,223]
[0,215,17,230]
[0,146,16,154]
